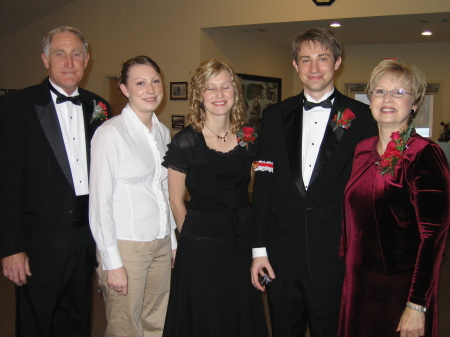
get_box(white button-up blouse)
[89,104,177,270]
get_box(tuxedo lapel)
[309,91,346,186]
[282,93,306,197]
[81,96,95,175]
[35,100,74,190]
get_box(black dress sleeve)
[162,126,200,174]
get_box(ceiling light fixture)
[330,22,341,27]
[312,0,336,5]
[421,31,432,36]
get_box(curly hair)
[367,59,427,108]
[187,59,247,134]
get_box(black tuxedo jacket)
[252,89,377,288]
[0,78,109,283]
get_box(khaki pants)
[97,236,172,337]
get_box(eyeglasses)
[370,89,412,98]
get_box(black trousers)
[15,225,95,337]
[267,264,343,337]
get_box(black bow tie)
[303,92,335,111]
[49,84,82,105]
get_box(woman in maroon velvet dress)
[339,59,449,337]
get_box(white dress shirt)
[89,104,177,270]
[301,89,335,189]
[50,80,89,196]
[252,89,335,259]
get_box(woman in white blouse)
[89,55,177,337]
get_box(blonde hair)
[187,59,246,134]
[367,59,427,108]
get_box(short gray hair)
[42,26,88,57]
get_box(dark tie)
[303,92,335,111]
[49,84,82,105]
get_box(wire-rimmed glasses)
[370,89,412,98]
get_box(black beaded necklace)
[205,123,230,142]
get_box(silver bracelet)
[406,301,427,313]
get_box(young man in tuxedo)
[0,26,110,337]
[251,28,377,337]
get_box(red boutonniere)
[333,108,356,131]
[377,124,413,176]
[91,100,108,124]
[237,125,257,148]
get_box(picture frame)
[237,73,282,129]
[170,82,188,100]
[171,115,185,129]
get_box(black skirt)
[163,209,268,337]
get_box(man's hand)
[107,266,128,296]
[2,252,32,286]
[250,256,275,292]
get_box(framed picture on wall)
[170,82,188,100]
[172,115,185,129]
[237,73,281,130]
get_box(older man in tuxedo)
[0,26,109,337]
[250,28,377,337]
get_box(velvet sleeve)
[407,143,450,306]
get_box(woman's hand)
[107,266,128,296]
[396,306,425,337]
[171,249,177,268]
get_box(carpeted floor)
[0,273,271,337]
[2,245,449,337]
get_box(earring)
[410,109,414,114]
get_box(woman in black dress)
[162,59,267,337]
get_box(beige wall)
[1,1,450,335]
[0,0,449,135]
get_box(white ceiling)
[0,2,449,47]
[205,12,450,46]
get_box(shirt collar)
[304,88,335,103]
[122,104,160,140]
[49,79,79,97]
